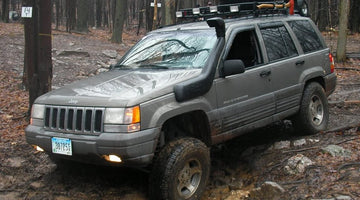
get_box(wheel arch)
[299,76,325,105]
[304,76,325,90]
[299,66,326,90]
[159,110,212,148]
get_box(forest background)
[1,0,360,37]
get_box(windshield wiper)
[138,64,169,69]
[111,64,131,69]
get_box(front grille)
[44,106,104,134]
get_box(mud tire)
[293,82,329,135]
[149,137,210,200]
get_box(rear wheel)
[292,82,329,135]
[149,137,210,200]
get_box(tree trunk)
[103,0,109,28]
[111,0,116,31]
[55,0,60,30]
[145,0,153,31]
[2,0,9,23]
[180,0,195,9]
[37,0,53,96]
[349,0,360,32]
[23,0,38,91]
[76,0,89,33]
[161,0,175,26]
[111,0,127,43]
[66,0,76,32]
[317,0,329,31]
[137,0,144,35]
[336,0,350,62]
[96,0,102,27]
[152,0,158,30]
[131,0,135,20]
[23,0,52,114]
[88,0,95,27]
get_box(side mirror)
[221,60,245,77]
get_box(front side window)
[117,30,217,69]
[288,20,324,53]
[260,24,298,62]
[226,30,263,68]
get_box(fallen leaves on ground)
[0,69,28,141]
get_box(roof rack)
[176,1,292,21]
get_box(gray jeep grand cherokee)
[26,2,336,199]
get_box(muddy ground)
[0,22,359,200]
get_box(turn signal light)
[124,106,140,124]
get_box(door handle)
[260,70,271,77]
[296,60,305,66]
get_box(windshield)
[116,30,217,69]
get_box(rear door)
[258,22,303,119]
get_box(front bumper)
[25,125,161,167]
[324,72,337,96]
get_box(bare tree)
[111,0,127,43]
[66,0,76,32]
[23,0,52,113]
[76,0,89,32]
[2,0,9,23]
[162,0,175,26]
[137,0,144,35]
[87,0,95,27]
[349,0,360,32]
[145,0,154,31]
[336,0,350,62]
[96,0,102,27]
[152,0,158,30]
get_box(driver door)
[214,28,275,141]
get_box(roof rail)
[176,1,292,22]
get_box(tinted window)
[260,25,298,62]
[288,20,324,53]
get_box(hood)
[35,68,201,107]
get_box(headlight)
[104,108,125,124]
[104,106,140,124]
[31,104,45,119]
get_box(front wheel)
[292,82,329,135]
[149,137,210,200]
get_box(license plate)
[52,137,72,156]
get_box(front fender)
[141,93,213,128]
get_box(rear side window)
[260,25,298,62]
[288,20,324,53]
